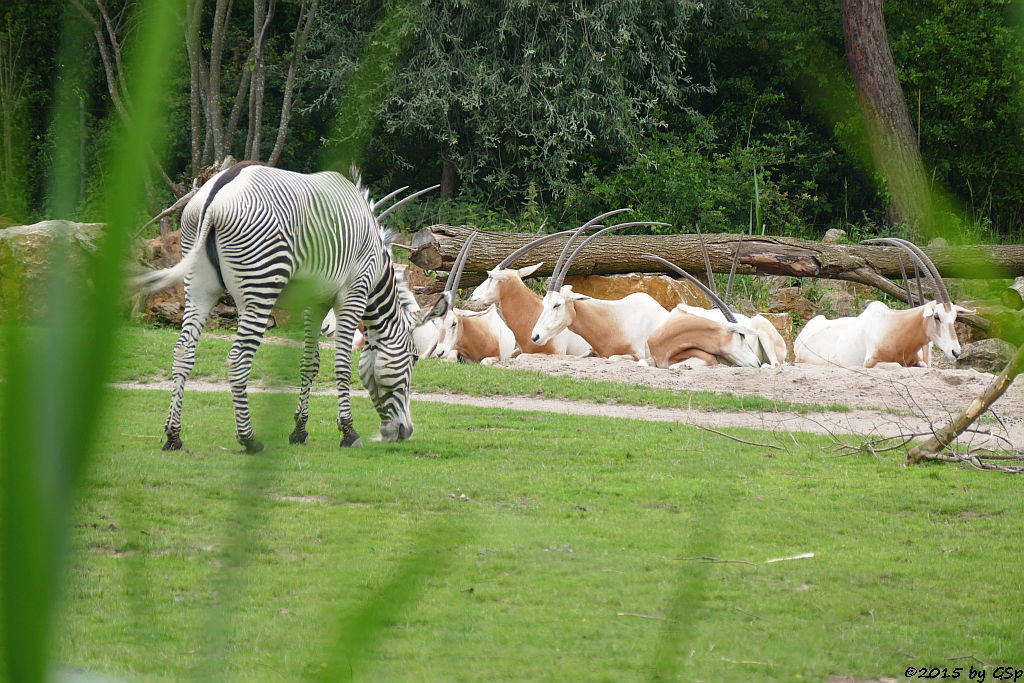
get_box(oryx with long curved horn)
[466,209,634,355]
[528,220,672,360]
[795,238,973,368]
[658,232,788,366]
[639,255,764,369]
[432,231,516,364]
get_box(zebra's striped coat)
[136,162,445,451]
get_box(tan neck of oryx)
[873,306,930,363]
[568,298,636,358]
[456,315,501,364]
[499,276,560,353]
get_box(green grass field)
[42,326,1024,681]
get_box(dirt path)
[111,350,1024,451]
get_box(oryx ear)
[419,294,450,325]
[726,323,756,337]
[953,304,976,315]
[460,304,496,318]
[558,284,585,300]
[920,300,938,317]
[518,262,544,277]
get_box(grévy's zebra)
[133,161,448,452]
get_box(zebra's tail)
[129,206,214,293]
[130,161,258,293]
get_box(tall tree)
[0,16,30,221]
[840,0,932,234]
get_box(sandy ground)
[113,352,1024,451]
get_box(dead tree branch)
[906,342,1024,466]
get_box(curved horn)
[495,228,579,270]
[376,184,441,222]
[861,238,950,309]
[725,232,743,306]
[641,253,738,323]
[444,231,478,298]
[895,253,914,306]
[371,186,410,212]
[889,237,951,309]
[550,208,632,280]
[549,220,670,292]
[694,224,717,296]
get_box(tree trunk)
[185,0,204,175]
[440,154,457,198]
[841,0,933,234]
[246,0,275,160]
[269,0,318,166]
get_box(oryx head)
[469,262,544,305]
[643,253,763,368]
[430,231,478,359]
[528,213,668,346]
[861,238,972,361]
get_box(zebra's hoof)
[162,435,183,451]
[240,437,265,454]
[289,427,309,445]
[340,431,363,448]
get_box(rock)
[563,273,711,311]
[951,338,1017,373]
[822,228,846,244]
[816,289,858,318]
[0,220,106,319]
[757,311,795,363]
[768,287,818,323]
[927,237,949,248]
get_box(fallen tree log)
[411,225,1024,285]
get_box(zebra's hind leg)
[290,305,329,445]
[228,302,281,454]
[164,273,222,451]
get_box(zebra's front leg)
[331,297,365,448]
[290,306,327,445]
[228,303,279,454]
[164,276,221,451]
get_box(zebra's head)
[358,261,449,441]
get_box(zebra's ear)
[418,293,450,325]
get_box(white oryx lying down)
[794,238,972,368]
[432,232,516,365]
[645,234,788,367]
[529,217,672,360]
[640,255,763,369]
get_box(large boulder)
[931,338,1018,373]
[563,273,711,311]
[0,220,106,320]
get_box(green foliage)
[318,0,748,202]
[564,125,834,237]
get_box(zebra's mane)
[349,163,373,205]
[392,264,422,316]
